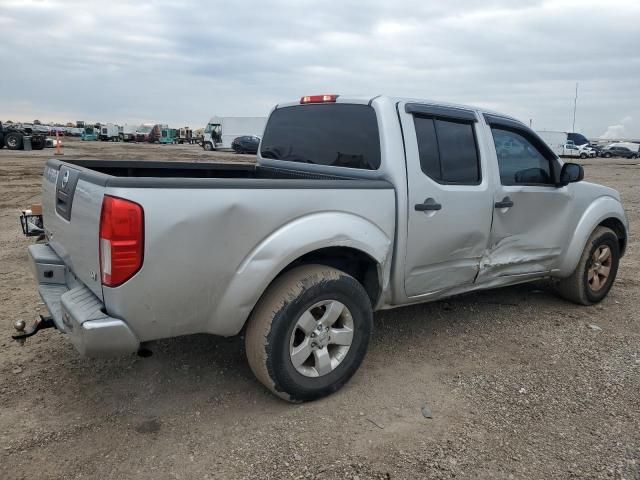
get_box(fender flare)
[208,212,393,336]
[557,196,628,276]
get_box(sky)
[1,0,639,139]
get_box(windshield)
[260,104,381,170]
[204,123,220,134]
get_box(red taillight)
[99,195,144,287]
[300,94,339,104]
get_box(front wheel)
[245,264,373,402]
[580,153,587,159]
[604,152,611,158]
[203,142,214,151]
[554,226,620,305]
[5,132,23,150]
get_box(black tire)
[580,153,587,159]
[31,136,45,150]
[245,264,373,402]
[203,142,214,151]
[604,152,611,158]
[554,226,619,305]
[5,132,23,150]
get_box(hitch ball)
[14,320,26,332]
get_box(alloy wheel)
[588,245,612,291]
[289,300,354,377]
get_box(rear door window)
[260,104,381,170]
[413,117,481,184]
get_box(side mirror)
[559,162,584,186]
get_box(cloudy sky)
[1,0,639,138]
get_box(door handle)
[415,199,442,211]
[494,197,514,209]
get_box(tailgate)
[42,160,105,300]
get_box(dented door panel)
[480,185,574,281]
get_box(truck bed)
[61,160,391,189]
[41,158,396,339]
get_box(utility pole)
[572,82,578,132]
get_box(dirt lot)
[0,139,638,479]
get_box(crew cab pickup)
[23,94,628,402]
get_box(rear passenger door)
[400,104,494,297]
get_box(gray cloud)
[1,0,639,138]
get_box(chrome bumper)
[28,243,139,357]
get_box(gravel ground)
[0,139,638,479]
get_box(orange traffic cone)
[54,130,63,155]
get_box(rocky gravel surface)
[0,140,638,479]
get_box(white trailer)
[99,123,120,141]
[201,116,266,151]
[536,131,568,156]
[536,130,591,158]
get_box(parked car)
[587,144,604,156]
[577,144,597,158]
[601,146,637,159]
[18,94,628,402]
[231,135,261,153]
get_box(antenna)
[572,82,578,132]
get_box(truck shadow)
[39,281,591,419]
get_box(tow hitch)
[12,315,56,344]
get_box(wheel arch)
[208,212,393,336]
[599,216,627,256]
[557,196,628,276]
[279,246,382,308]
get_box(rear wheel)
[5,132,23,150]
[245,264,373,402]
[31,136,45,150]
[554,226,620,305]
[604,152,611,158]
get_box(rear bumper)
[28,243,139,357]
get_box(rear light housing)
[99,195,144,287]
[300,94,339,104]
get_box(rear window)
[260,104,381,170]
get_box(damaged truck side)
[23,95,628,402]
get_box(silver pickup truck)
[21,94,628,402]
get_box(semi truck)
[120,124,137,142]
[0,122,46,150]
[201,116,266,151]
[149,124,178,144]
[81,126,99,141]
[177,127,196,144]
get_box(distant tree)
[6,120,13,124]
[34,119,41,125]
[66,122,74,127]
